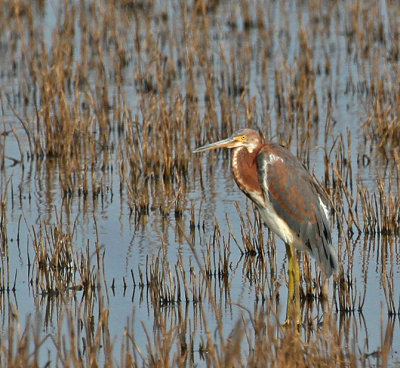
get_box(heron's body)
[194,128,338,323]
[231,140,337,276]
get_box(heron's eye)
[240,135,247,141]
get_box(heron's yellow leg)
[286,243,295,302]
[293,247,300,302]
[284,243,301,326]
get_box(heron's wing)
[257,144,337,276]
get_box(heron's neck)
[231,147,263,203]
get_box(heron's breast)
[232,149,264,206]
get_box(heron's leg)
[293,247,301,325]
[293,245,300,301]
[285,243,301,325]
[286,243,295,301]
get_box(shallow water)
[1,0,400,366]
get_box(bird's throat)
[231,147,264,205]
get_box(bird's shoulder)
[258,144,330,206]
[256,143,323,220]
[257,143,308,178]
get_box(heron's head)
[193,128,262,154]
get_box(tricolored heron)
[194,128,338,323]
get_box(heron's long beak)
[193,137,238,153]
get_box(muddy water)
[1,0,399,366]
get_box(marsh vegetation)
[0,0,400,366]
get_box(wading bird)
[194,128,338,323]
